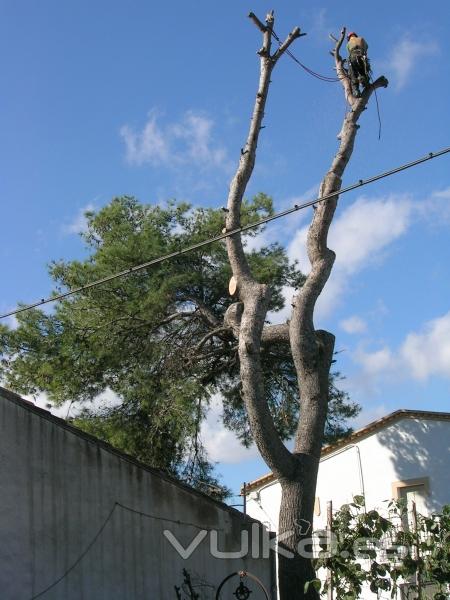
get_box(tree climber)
[346,31,370,97]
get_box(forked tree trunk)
[223,15,388,600]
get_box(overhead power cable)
[1,146,449,322]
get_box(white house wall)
[247,416,450,533]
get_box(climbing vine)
[311,496,449,600]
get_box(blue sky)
[1,1,449,498]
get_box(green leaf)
[304,579,322,593]
[352,495,365,507]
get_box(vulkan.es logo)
[163,521,313,560]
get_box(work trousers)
[348,51,370,96]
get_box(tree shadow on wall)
[376,417,450,513]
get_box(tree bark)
[223,19,388,600]
[277,28,388,600]
[278,474,319,600]
[225,11,302,478]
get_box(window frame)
[391,476,430,500]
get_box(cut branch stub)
[228,276,238,296]
[272,27,302,62]
[248,12,267,33]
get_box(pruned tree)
[0,194,358,501]
[0,11,383,597]
[222,14,388,599]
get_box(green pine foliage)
[0,195,359,496]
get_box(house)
[0,386,275,599]
[244,409,450,598]
[245,409,450,533]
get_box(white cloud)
[120,109,229,170]
[330,195,412,274]
[385,36,438,91]
[243,229,273,253]
[29,387,123,419]
[287,194,413,317]
[120,112,169,166]
[430,187,450,202]
[351,311,450,385]
[27,391,69,418]
[85,388,123,412]
[308,8,338,46]
[172,112,227,166]
[201,395,259,464]
[315,273,345,318]
[287,223,309,273]
[340,315,367,334]
[354,345,394,375]
[418,186,450,226]
[401,311,450,380]
[272,185,450,324]
[62,203,95,235]
[346,345,399,400]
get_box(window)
[399,483,426,508]
[392,477,429,529]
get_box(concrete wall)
[246,416,450,531]
[0,388,274,600]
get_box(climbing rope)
[271,28,341,83]
[272,28,383,139]
[370,73,383,140]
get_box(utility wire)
[2,146,449,322]
[30,503,117,599]
[30,501,218,599]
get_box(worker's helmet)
[347,32,357,40]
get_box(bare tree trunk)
[277,30,387,599]
[224,18,387,600]
[278,470,319,599]
[225,11,301,479]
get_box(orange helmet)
[347,32,357,40]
